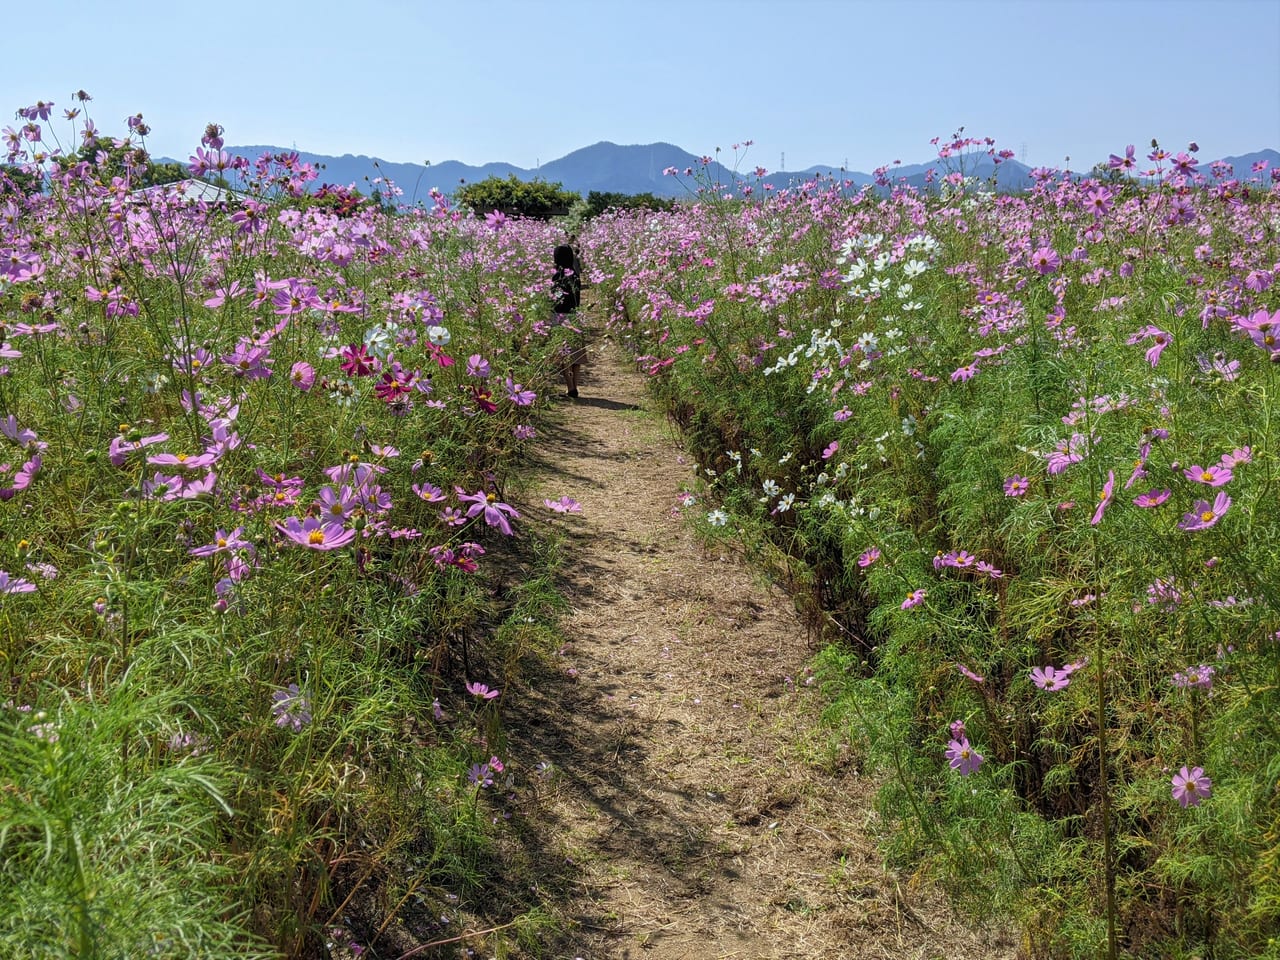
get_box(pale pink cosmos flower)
[544,496,582,514]
[1031,665,1071,691]
[1171,766,1212,808]
[0,570,37,593]
[858,547,880,568]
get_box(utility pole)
[781,151,785,171]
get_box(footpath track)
[499,324,1018,960]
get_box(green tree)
[584,190,676,218]
[454,175,580,219]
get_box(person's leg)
[566,364,579,398]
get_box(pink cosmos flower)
[1171,765,1212,808]
[1178,492,1231,531]
[108,432,169,467]
[1133,488,1171,508]
[1091,470,1115,525]
[822,441,839,460]
[858,547,880,568]
[189,526,251,558]
[1185,464,1232,487]
[1030,246,1061,275]
[956,663,984,683]
[1031,665,1071,691]
[544,496,581,513]
[945,737,983,776]
[901,588,927,610]
[1003,475,1029,497]
[412,482,446,503]
[0,456,40,501]
[504,377,536,406]
[1220,447,1251,468]
[289,361,315,391]
[466,681,500,700]
[275,516,356,550]
[455,487,519,536]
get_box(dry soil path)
[506,327,1018,960]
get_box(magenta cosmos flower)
[1003,475,1030,497]
[1133,488,1171,508]
[1091,471,1116,525]
[945,737,983,776]
[455,487,519,536]
[1171,765,1212,808]
[1185,464,1232,487]
[901,588,927,610]
[1178,492,1231,531]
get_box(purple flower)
[1171,664,1215,691]
[945,737,984,776]
[1171,765,1212,808]
[271,684,312,732]
[189,526,251,558]
[858,547,881,568]
[468,763,495,788]
[466,354,491,378]
[901,588,927,610]
[504,377,536,406]
[0,570,37,593]
[822,440,839,460]
[1178,492,1231,531]
[955,663,984,683]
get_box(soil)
[479,321,1022,960]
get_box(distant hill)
[167,142,1273,204]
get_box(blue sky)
[7,0,1279,174]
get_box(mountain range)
[203,142,1279,203]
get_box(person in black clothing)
[552,242,586,397]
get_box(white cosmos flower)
[426,325,451,347]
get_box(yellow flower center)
[308,530,325,545]
[1200,510,1215,523]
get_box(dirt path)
[506,327,1018,960]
